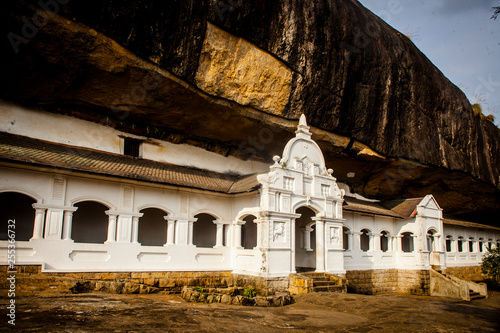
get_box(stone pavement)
[1,291,499,332]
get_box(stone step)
[301,272,328,278]
[313,281,331,287]
[312,285,344,293]
[469,291,485,300]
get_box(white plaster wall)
[0,101,122,154]
[443,225,500,267]
[0,165,265,273]
[0,167,53,203]
[0,100,269,174]
[342,211,429,270]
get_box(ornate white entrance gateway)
[1,102,499,294]
[256,115,345,277]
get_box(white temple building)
[1,100,499,294]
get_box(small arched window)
[457,236,464,252]
[445,235,452,252]
[343,227,350,251]
[360,229,370,252]
[193,213,217,248]
[479,238,484,252]
[401,232,414,253]
[380,231,389,252]
[427,230,436,252]
[0,192,36,241]
[138,208,168,246]
[242,215,257,249]
[468,237,474,253]
[72,201,109,244]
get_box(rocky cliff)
[1,0,499,221]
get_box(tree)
[482,246,500,285]
[472,103,482,117]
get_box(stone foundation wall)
[444,266,485,282]
[0,265,240,296]
[0,265,285,296]
[346,269,430,295]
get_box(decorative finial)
[296,114,312,138]
[299,114,307,127]
[273,155,281,165]
[327,168,333,176]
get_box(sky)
[358,0,500,126]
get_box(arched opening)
[343,227,350,251]
[446,235,452,252]
[401,232,414,253]
[138,208,167,246]
[457,236,464,252]
[0,192,36,241]
[468,237,475,252]
[488,239,493,250]
[241,215,257,249]
[427,230,436,252]
[479,238,484,252]
[380,231,389,252]
[360,229,370,252]
[71,201,109,243]
[193,213,216,248]
[295,206,316,272]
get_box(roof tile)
[0,132,259,194]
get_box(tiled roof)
[443,217,500,232]
[381,198,423,218]
[0,132,261,194]
[343,197,402,218]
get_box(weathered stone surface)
[346,269,430,295]
[1,1,499,220]
[195,23,292,115]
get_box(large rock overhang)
[0,1,499,223]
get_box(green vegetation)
[243,287,256,298]
[482,246,500,286]
[194,286,205,294]
[472,103,496,124]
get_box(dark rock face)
[1,0,499,221]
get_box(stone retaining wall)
[0,265,286,296]
[346,269,430,295]
[0,265,236,295]
[444,266,485,282]
[181,286,293,307]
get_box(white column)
[352,232,360,252]
[105,213,117,243]
[254,219,263,249]
[234,221,244,248]
[396,235,403,251]
[374,233,381,252]
[315,219,325,272]
[31,207,46,240]
[214,221,224,248]
[347,232,353,251]
[131,216,140,244]
[369,233,376,252]
[188,220,195,245]
[62,210,75,240]
[290,218,296,273]
[165,218,175,245]
[303,226,313,251]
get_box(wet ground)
[1,291,499,332]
